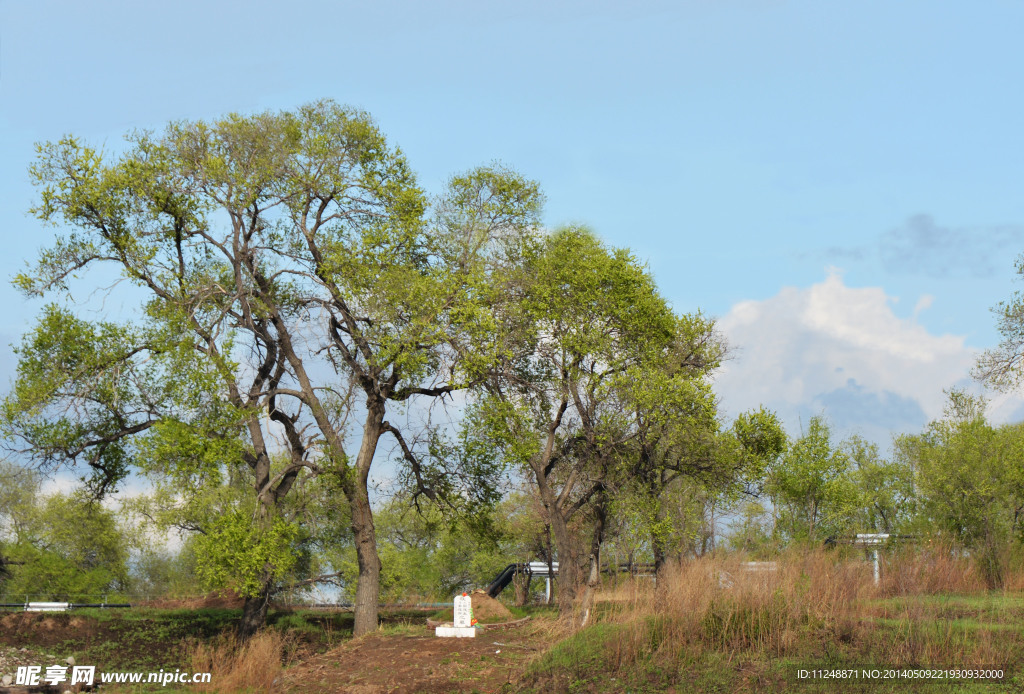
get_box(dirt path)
[281,621,550,694]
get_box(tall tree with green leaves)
[0,462,131,599]
[843,435,914,534]
[3,101,541,636]
[619,315,724,570]
[464,227,681,617]
[766,416,858,543]
[895,390,1024,586]
[627,376,786,574]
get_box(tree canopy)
[3,100,541,636]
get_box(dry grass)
[589,548,1023,675]
[603,552,872,658]
[189,629,286,693]
[880,544,988,596]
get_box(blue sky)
[3,0,1024,455]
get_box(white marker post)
[855,534,888,585]
[436,592,476,638]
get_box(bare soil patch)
[282,621,549,693]
[0,612,100,649]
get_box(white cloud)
[38,473,82,497]
[713,271,1024,445]
[912,294,934,318]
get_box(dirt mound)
[0,612,22,630]
[1,613,65,632]
[469,590,512,622]
[0,611,99,645]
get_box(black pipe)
[486,563,528,598]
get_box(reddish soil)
[0,613,104,650]
[470,591,513,622]
[282,621,548,693]
[0,608,551,693]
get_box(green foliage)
[123,457,351,601]
[0,463,131,599]
[129,543,202,598]
[0,461,39,541]
[976,253,1024,391]
[844,435,914,534]
[482,225,680,453]
[612,402,786,562]
[767,416,859,542]
[725,501,778,556]
[896,390,1024,585]
[733,407,787,481]
[3,307,148,495]
[334,495,510,602]
[192,505,300,598]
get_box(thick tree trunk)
[237,488,278,641]
[351,492,381,636]
[533,473,580,614]
[349,401,385,637]
[546,502,581,616]
[237,573,273,641]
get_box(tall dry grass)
[607,552,871,658]
[189,629,286,693]
[595,549,1018,674]
[880,543,987,596]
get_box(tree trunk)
[652,532,667,580]
[238,490,277,641]
[578,549,601,628]
[513,572,532,606]
[349,401,386,637]
[541,492,581,617]
[578,495,606,628]
[351,492,381,636]
[545,523,554,605]
[237,573,273,641]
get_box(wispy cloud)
[815,215,1024,279]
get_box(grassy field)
[520,552,1024,693]
[3,552,1024,692]
[0,606,431,691]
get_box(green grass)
[522,622,629,692]
[872,594,1024,607]
[871,616,1021,633]
[514,593,1024,693]
[507,603,558,619]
